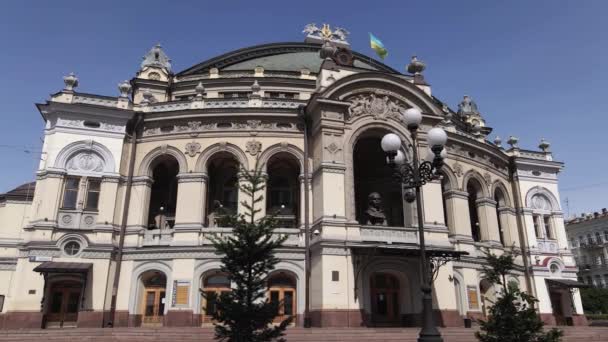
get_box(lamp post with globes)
[380,107,447,342]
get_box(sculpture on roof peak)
[141,43,172,72]
[457,95,480,116]
[303,23,350,45]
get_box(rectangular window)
[543,216,552,239]
[532,215,541,238]
[84,179,101,211]
[0,295,4,312]
[62,177,80,209]
[332,271,339,282]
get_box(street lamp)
[380,107,447,342]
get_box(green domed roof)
[177,42,399,76]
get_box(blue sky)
[0,1,606,217]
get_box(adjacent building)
[0,25,587,329]
[567,209,608,287]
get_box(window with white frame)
[596,232,603,244]
[61,177,101,211]
[529,193,555,240]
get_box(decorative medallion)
[247,120,261,130]
[245,140,262,156]
[185,142,201,157]
[84,216,95,225]
[62,215,73,224]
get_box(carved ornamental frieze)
[345,91,411,123]
[143,120,303,137]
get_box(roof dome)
[177,42,399,76]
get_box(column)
[476,198,501,245]
[498,207,518,247]
[422,180,445,226]
[443,189,470,239]
[126,176,152,246]
[173,173,206,245]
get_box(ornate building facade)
[0,27,586,329]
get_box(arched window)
[207,153,239,226]
[148,156,179,229]
[266,153,300,228]
[530,194,553,240]
[494,188,507,246]
[466,179,483,242]
[596,232,602,244]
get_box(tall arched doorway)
[201,272,231,324]
[268,272,297,324]
[206,153,239,226]
[370,272,401,326]
[266,153,300,227]
[45,279,83,328]
[140,271,167,325]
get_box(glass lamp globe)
[381,133,401,152]
[394,150,406,165]
[428,127,447,147]
[403,108,423,128]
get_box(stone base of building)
[310,309,463,328]
[0,311,44,329]
[540,313,589,326]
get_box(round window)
[550,263,560,274]
[64,241,81,256]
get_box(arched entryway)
[148,156,179,229]
[140,271,167,325]
[268,272,297,324]
[370,272,401,326]
[206,153,239,226]
[201,272,231,324]
[44,279,83,328]
[266,153,300,227]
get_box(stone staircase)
[0,327,606,342]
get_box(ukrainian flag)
[369,33,388,60]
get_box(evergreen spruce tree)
[475,248,562,342]
[207,159,291,342]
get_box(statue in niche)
[153,206,170,230]
[365,192,387,226]
[207,200,224,227]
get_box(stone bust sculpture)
[365,192,387,226]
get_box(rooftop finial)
[457,95,480,116]
[195,82,205,99]
[63,72,78,91]
[494,136,502,148]
[118,80,131,98]
[141,43,172,71]
[507,136,519,149]
[539,138,551,152]
[407,56,426,75]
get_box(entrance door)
[142,288,165,325]
[201,273,231,324]
[46,283,82,328]
[550,291,566,325]
[370,273,400,326]
[268,273,297,324]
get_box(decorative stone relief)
[531,194,552,211]
[325,142,342,155]
[83,215,95,226]
[142,120,300,137]
[452,162,464,177]
[346,92,409,122]
[66,152,104,173]
[483,172,492,187]
[62,214,73,224]
[245,140,262,156]
[185,142,201,157]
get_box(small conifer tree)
[207,159,291,342]
[475,248,562,342]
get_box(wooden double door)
[142,287,166,325]
[201,286,230,323]
[46,283,82,328]
[269,286,296,323]
[370,273,401,326]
